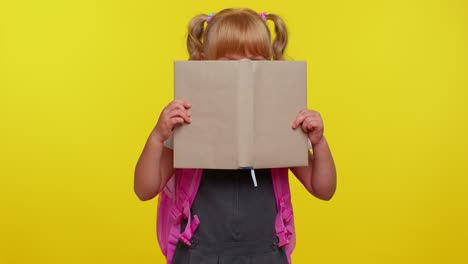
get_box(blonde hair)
[187,8,288,60]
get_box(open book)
[173,59,308,169]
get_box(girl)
[134,8,337,264]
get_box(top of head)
[187,8,289,61]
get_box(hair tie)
[259,12,268,22]
[206,12,214,23]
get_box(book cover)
[173,60,308,169]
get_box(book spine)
[237,60,254,168]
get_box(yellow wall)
[1,0,467,263]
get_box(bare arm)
[134,132,175,201]
[133,100,191,201]
[289,110,337,201]
[290,136,336,200]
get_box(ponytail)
[187,14,208,60]
[266,14,288,60]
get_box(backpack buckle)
[179,214,200,246]
[277,228,292,247]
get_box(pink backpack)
[156,168,296,264]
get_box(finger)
[166,101,186,113]
[298,109,307,115]
[298,109,321,116]
[302,118,320,133]
[168,109,191,123]
[292,113,307,128]
[304,111,320,121]
[166,100,192,115]
[165,101,190,116]
[301,117,313,133]
[304,116,322,127]
[306,123,322,134]
[163,104,183,116]
[170,117,185,128]
[173,99,191,109]
[292,112,315,128]
[167,109,188,120]
[311,111,322,121]
[307,120,322,131]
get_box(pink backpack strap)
[164,168,203,264]
[175,168,203,246]
[272,168,296,264]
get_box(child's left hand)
[291,109,325,145]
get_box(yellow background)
[1,0,467,263]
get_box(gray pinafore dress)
[172,168,288,264]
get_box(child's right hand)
[152,100,192,143]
